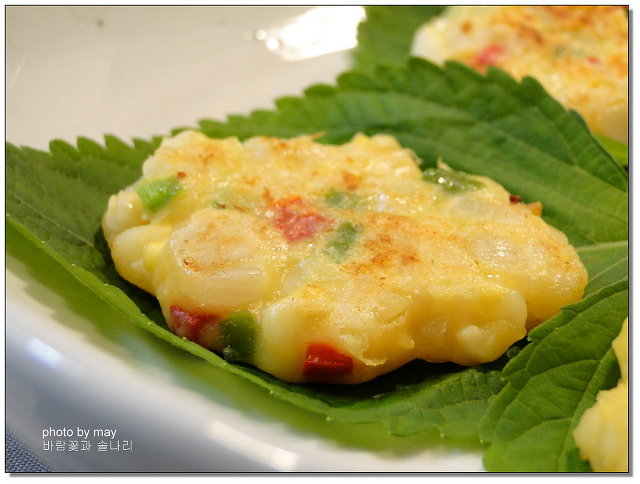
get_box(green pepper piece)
[324,221,359,263]
[422,167,484,193]
[220,310,258,362]
[136,176,181,212]
[324,188,359,209]
[212,188,251,210]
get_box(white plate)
[5,6,484,472]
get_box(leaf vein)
[7,189,95,248]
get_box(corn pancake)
[412,6,628,143]
[102,130,587,383]
[573,318,628,472]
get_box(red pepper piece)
[169,305,219,343]
[303,343,353,382]
[509,194,522,204]
[274,197,331,242]
[473,43,504,68]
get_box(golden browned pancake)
[412,6,628,143]
[103,131,587,383]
